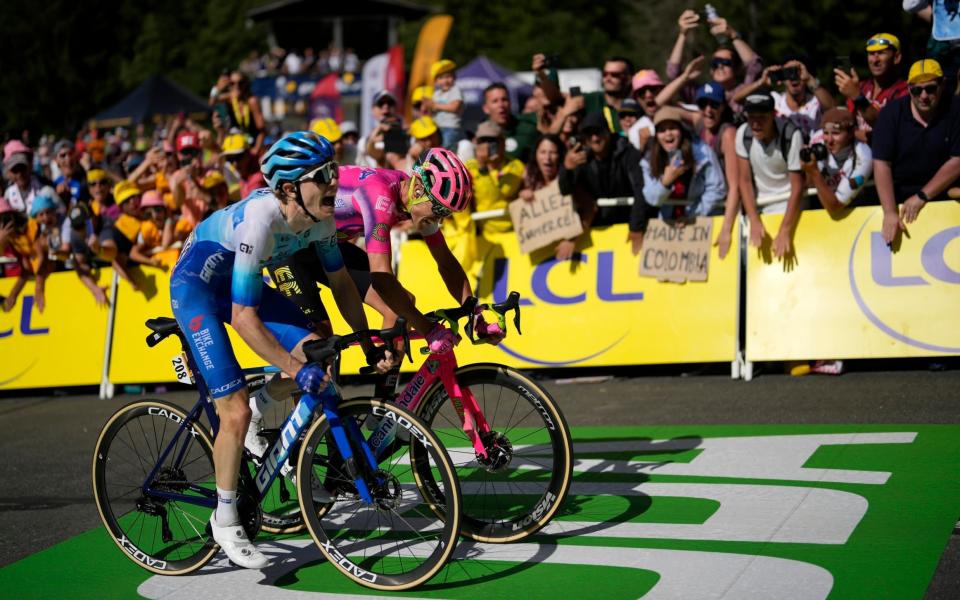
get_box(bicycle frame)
[369,348,491,460]
[141,334,380,509]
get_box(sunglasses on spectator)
[697,99,722,110]
[711,58,734,69]
[867,38,895,50]
[602,70,628,79]
[179,148,201,158]
[909,83,940,96]
[299,162,338,186]
[89,179,108,187]
[57,152,71,159]
[143,206,166,217]
[10,164,28,174]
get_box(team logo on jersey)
[372,223,390,242]
[358,169,376,181]
[189,315,204,332]
[375,196,391,212]
[273,266,294,282]
[278,281,302,296]
[239,243,253,254]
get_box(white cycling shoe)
[209,515,269,569]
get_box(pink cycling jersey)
[334,166,409,255]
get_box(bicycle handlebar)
[302,318,412,368]
[421,291,522,352]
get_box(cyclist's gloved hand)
[426,324,459,355]
[295,363,329,396]
[473,309,505,345]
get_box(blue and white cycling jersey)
[170,188,343,398]
[173,188,345,306]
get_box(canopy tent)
[90,76,209,128]
[455,56,533,132]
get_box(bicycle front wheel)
[296,399,461,591]
[92,399,217,575]
[415,363,573,543]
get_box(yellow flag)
[406,15,454,121]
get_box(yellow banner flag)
[406,15,454,121]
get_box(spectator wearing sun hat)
[134,190,176,268]
[411,85,434,120]
[834,33,908,142]
[4,140,58,218]
[88,180,146,289]
[220,132,263,201]
[803,108,873,215]
[626,70,665,152]
[873,58,960,243]
[427,59,464,151]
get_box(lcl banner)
[746,202,960,360]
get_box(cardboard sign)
[639,217,713,282]
[508,180,583,253]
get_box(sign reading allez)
[508,180,583,253]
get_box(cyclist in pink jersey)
[266,148,504,355]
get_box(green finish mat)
[3,424,958,599]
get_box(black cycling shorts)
[267,241,372,322]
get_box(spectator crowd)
[2,5,958,380]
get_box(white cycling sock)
[215,487,239,526]
[249,384,274,421]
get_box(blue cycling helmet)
[260,131,334,191]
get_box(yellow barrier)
[746,201,960,360]
[107,266,380,384]
[0,268,113,390]
[398,220,740,368]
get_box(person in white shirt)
[735,87,806,259]
[803,108,874,215]
[735,55,836,139]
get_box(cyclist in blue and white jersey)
[170,131,384,569]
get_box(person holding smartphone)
[834,33,908,143]
[641,107,726,223]
[463,121,524,238]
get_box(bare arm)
[368,251,433,335]
[427,237,473,304]
[804,164,845,216]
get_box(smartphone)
[383,126,409,155]
[834,55,852,73]
[570,86,582,97]
[486,141,499,157]
[668,149,683,166]
[214,103,232,128]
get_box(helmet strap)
[291,181,321,223]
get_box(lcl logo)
[850,216,960,353]
[0,295,49,338]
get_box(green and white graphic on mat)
[2,424,958,599]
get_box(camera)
[770,66,800,84]
[799,143,828,163]
[543,54,560,69]
[69,204,90,231]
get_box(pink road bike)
[357,292,574,543]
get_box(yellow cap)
[908,59,944,85]
[866,33,901,52]
[409,116,439,140]
[201,170,226,189]
[430,59,457,81]
[411,85,434,104]
[310,118,343,143]
[221,133,249,156]
[87,169,107,184]
[113,180,141,205]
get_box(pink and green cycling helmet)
[410,147,472,216]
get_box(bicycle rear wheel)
[92,399,218,575]
[415,363,573,542]
[296,399,461,591]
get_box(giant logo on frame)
[848,211,960,353]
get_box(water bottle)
[705,4,729,45]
